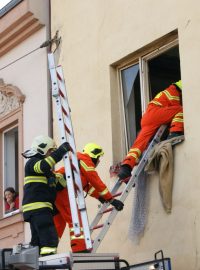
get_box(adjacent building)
[0,0,50,247]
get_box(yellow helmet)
[173,80,182,90]
[83,143,104,159]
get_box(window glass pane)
[4,126,19,191]
[121,64,142,148]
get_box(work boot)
[118,164,132,180]
[73,249,91,253]
[167,131,184,140]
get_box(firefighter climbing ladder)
[90,125,169,252]
[48,52,92,250]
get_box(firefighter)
[22,135,70,256]
[53,143,124,252]
[118,80,184,180]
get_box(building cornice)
[0,0,44,57]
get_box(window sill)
[4,209,20,218]
[0,211,23,229]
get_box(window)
[120,40,181,150]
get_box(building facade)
[51,0,200,269]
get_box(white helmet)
[22,135,56,158]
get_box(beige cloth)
[144,137,182,213]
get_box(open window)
[120,40,181,150]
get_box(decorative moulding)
[0,79,25,118]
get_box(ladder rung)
[120,177,131,183]
[102,207,114,214]
[95,206,114,218]
[91,224,104,230]
[113,192,122,198]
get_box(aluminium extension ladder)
[48,52,92,250]
[90,125,175,252]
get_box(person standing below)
[118,80,184,180]
[4,187,19,214]
[22,135,70,256]
[54,143,124,253]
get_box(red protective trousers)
[53,188,86,253]
[122,103,184,168]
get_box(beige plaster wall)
[51,0,200,269]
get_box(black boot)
[73,249,91,253]
[167,131,184,140]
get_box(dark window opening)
[148,45,181,100]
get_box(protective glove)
[118,164,132,180]
[109,199,124,211]
[55,172,67,188]
[58,142,71,155]
[98,197,106,204]
[48,176,56,188]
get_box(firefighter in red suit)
[118,80,184,180]
[53,143,124,253]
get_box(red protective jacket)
[77,152,113,201]
[122,84,184,168]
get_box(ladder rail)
[48,54,81,236]
[56,67,88,209]
[48,53,92,248]
[91,125,167,252]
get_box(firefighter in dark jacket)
[22,135,70,256]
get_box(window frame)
[140,39,179,111]
[118,38,179,152]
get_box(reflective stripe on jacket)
[149,84,181,107]
[22,148,66,220]
[78,152,113,201]
[56,153,113,201]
